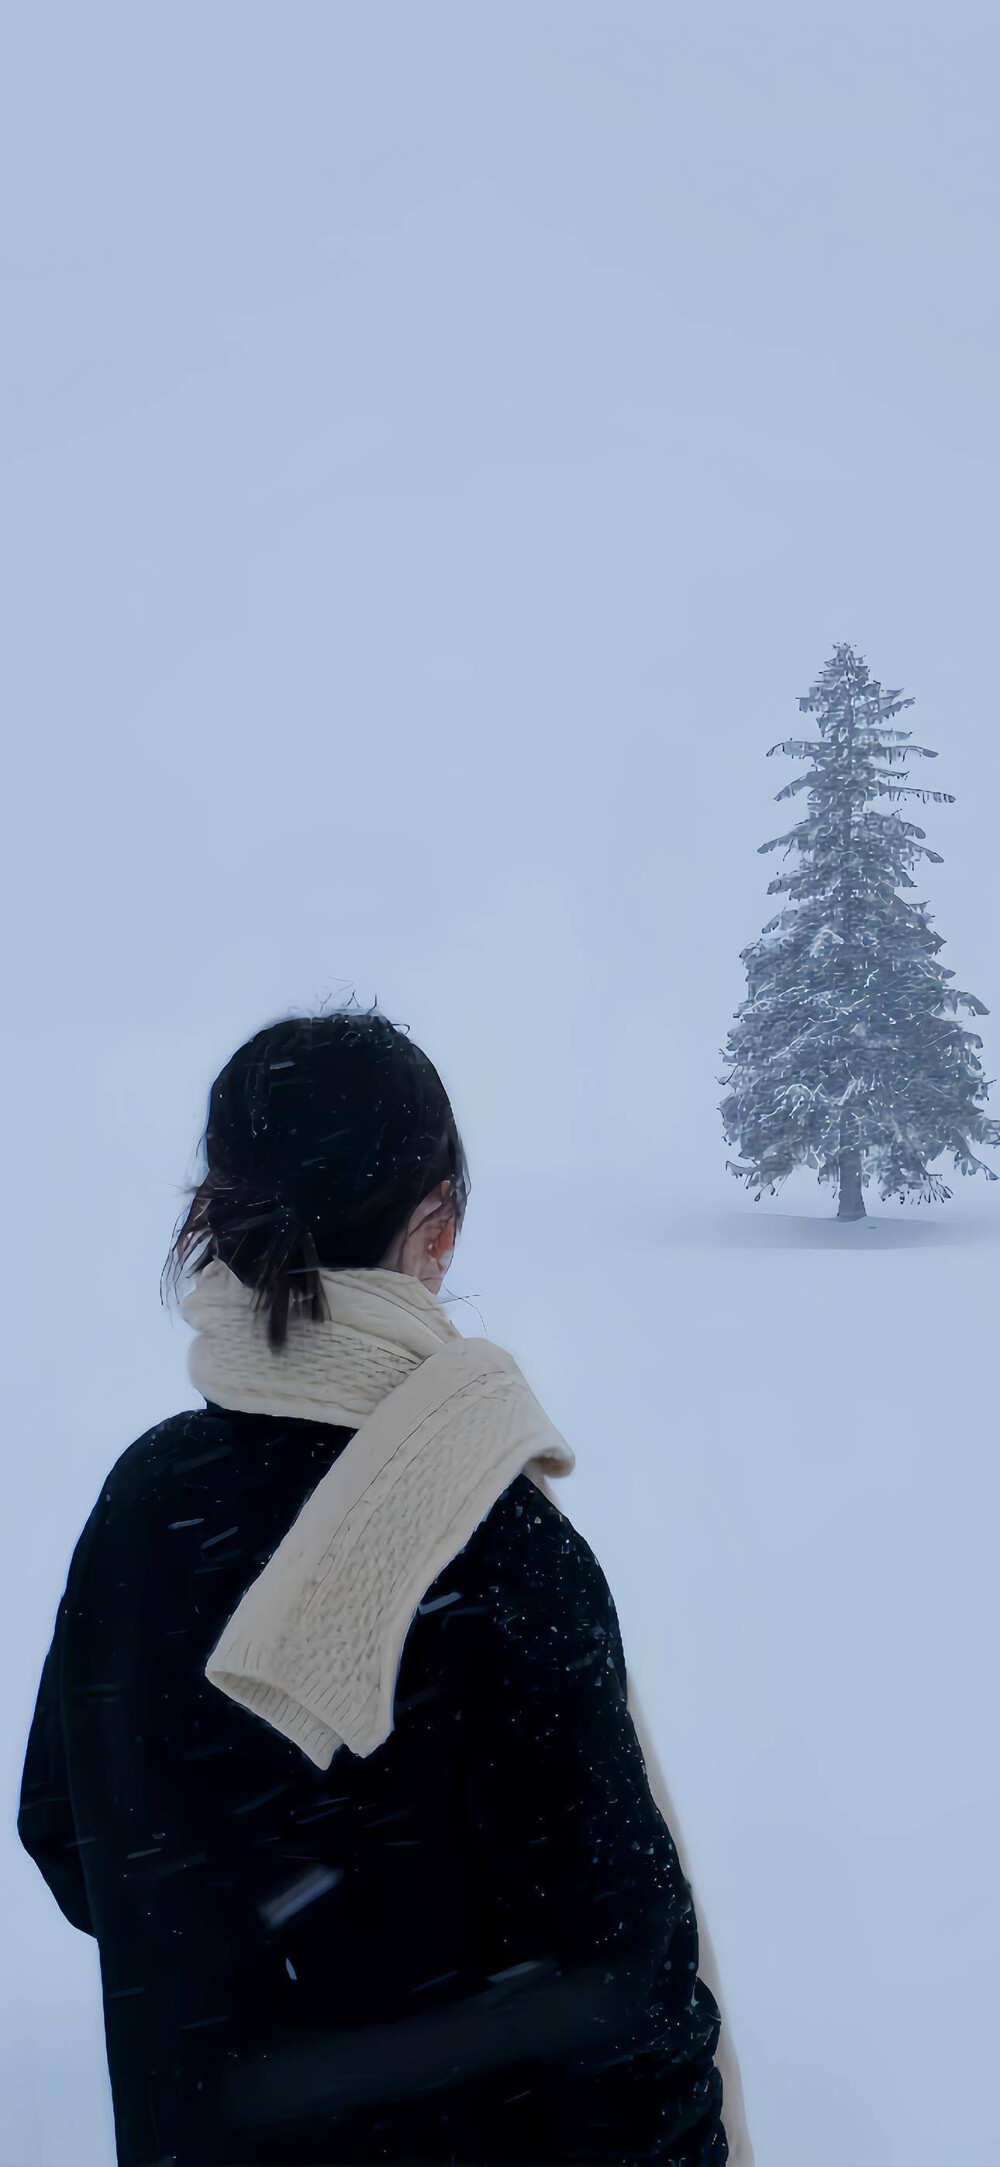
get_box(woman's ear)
[427,1206,455,1262]
[399,1183,456,1289]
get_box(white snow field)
[4,5,1000,2163]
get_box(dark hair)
[162,1006,469,1351]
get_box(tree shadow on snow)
[691,1206,1000,1251]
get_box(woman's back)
[19,1010,734,2164]
[22,1399,727,2165]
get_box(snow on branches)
[720,643,999,1213]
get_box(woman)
[18,1009,752,2166]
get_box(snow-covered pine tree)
[720,642,999,1218]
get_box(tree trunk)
[837,1148,866,1220]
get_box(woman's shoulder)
[96,1404,352,1513]
[442,1474,628,1688]
[468,1473,608,1593]
[99,1406,232,1494]
[45,1414,213,1627]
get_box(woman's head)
[163,1008,468,1349]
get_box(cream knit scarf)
[180,1260,575,1772]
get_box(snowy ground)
[9,1159,998,2167]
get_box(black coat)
[18,1403,728,2167]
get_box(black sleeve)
[17,1605,95,1939]
[458,1481,722,2068]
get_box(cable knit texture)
[181,1261,576,1768]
